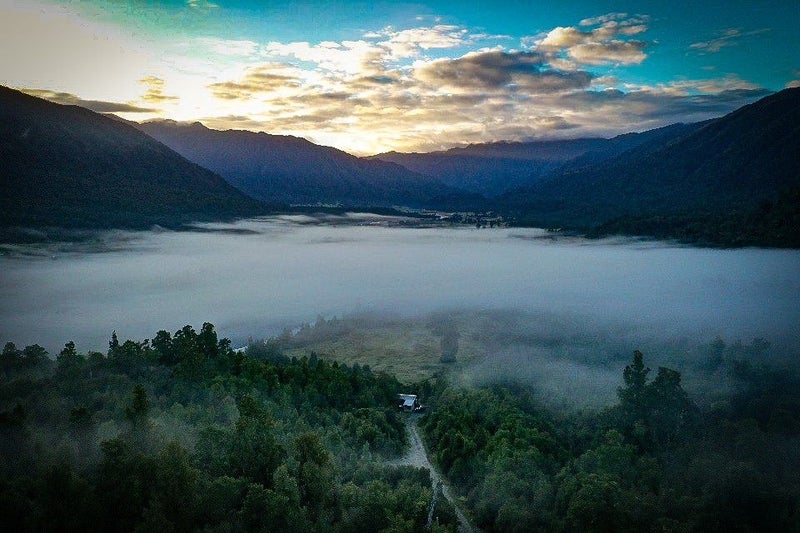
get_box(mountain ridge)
[371,124,702,197]
[4,84,798,246]
[135,120,456,207]
[0,85,266,233]
[502,87,800,245]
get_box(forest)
[2,323,799,532]
[419,348,800,532]
[0,324,456,532]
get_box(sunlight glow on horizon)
[2,0,797,155]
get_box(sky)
[1,1,798,155]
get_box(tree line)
[419,349,800,532]
[2,324,798,531]
[0,324,456,532]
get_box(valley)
[1,10,799,528]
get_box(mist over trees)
[418,348,800,532]
[0,324,456,532]
[2,321,799,531]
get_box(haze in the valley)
[2,215,797,360]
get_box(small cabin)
[397,393,423,412]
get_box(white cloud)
[186,0,218,9]
[638,75,763,96]
[194,12,769,154]
[579,13,630,27]
[195,37,260,57]
[264,39,384,75]
[568,41,647,65]
[533,13,651,66]
[369,24,469,59]
[139,76,179,104]
[4,4,770,155]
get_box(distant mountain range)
[135,120,455,207]
[500,88,800,246]
[0,86,264,233]
[2,84,798,246]
[372,124,700,197]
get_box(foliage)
[590,187,800,248]
[419,350,800,532]
[4,323,799,532]
[0,323,455,532]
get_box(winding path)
[389,416,476,533]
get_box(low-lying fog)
[2,215,799,370]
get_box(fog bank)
[1,216,798,358]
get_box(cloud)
[21,89,156,113]
[201,114,270,131]
[568,40,647,65]
[534,13,650,65]
[139,76,179,103]
[149,16,766,154]
[642,75,765,96]
[579,13,631,27]
[195,37,259,57]
[689,28,770,54]
[199,35,767,155]
[264,40,385,75]
[414,49,591,93]
[262,23,508,80]
[368,24,470,59]
[556,79,770,129]
[208,64,303,100]
[787,80,800,89]
[186,0,218,9]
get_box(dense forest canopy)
[0,324,457,532]
[1,323,799,531]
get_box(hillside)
[136,120,455,207]
[0,86,265,233]
[503,88,800,246]
[372,152,555,197]
[374,125,698,197]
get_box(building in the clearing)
[397,393,421,412]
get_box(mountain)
[373,139,607,197]
[372,126,698,197]
[136,121,454,207]
[0,86,264,233]
[372,152,556,197]
[502,88,800,246]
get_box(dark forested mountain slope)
[0,86,264,231]
[434,138,609,160]
[373,125,700,197]
[374,138,607,197]
[136,120,454,207]
[371,152,556,197]
[503,88,800,245]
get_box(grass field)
[279,314,488,384]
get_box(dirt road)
[389,416,476,533]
